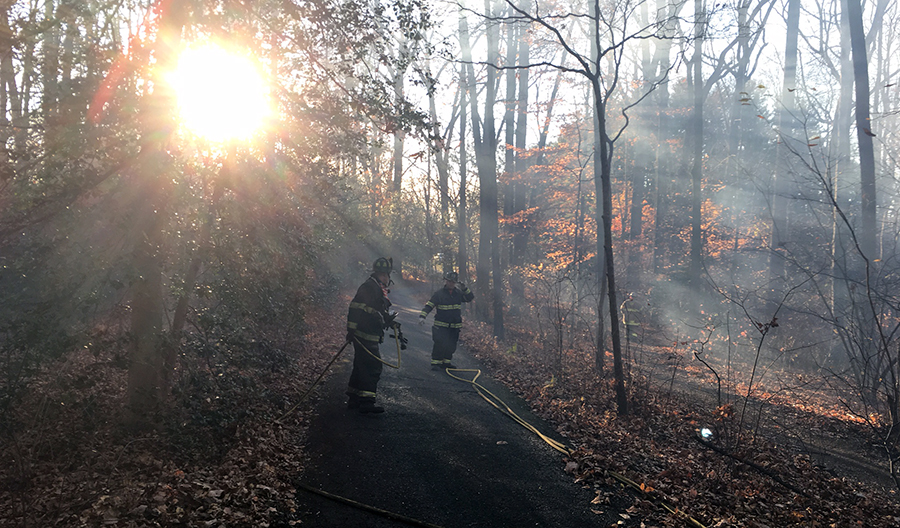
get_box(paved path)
[296,279,615,527]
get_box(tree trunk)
[0,2,14,174]
[41,0,60,149]
[390,41,409,276]
[127,0,188,425]
[770,0,800,286]
[588,0,626,414]
[128,8,186,423]
[689,0,705,297]
[459,12,492,321]
[503,14,517,264]
[421,59,454,272]
[458,38,470,284]
[512,10,530,274]
[651,0,679,275]
[592,80,627,415]
[481,0,504,339]
[846,0,877,260]
[829,0,854,307]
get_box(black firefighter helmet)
[372,257,393,274]
[442,270,458,282]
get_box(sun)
[167,43,271,142]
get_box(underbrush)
[461,321,900,527]
[0,308,344,527]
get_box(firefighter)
[346,257,396,414]
[418,270,474,369]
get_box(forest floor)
[1,277,899,527]
[463,321,900,527]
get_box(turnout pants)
[431,326,460,364]
[347,339,383,402]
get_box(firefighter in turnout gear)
[346,257,396,413]
[418,271,474,369]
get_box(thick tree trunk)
[0,3,14,172]
[459,12,491,321]
[503,6,530,302]
[689,0,705,296]
[651,0,679,275]
[512,12,530,272]
[503,15,517,254]
[846,0,877,259]
[127,1,188,424]
[829,0,854,307]
[588,0,608,377]
[390,43,408,276]
[482,0,504,339]
[770,0,800,286]
[458,44,470,284]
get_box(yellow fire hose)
[442,367,708,528]
[281,327,707,528]
[276,339,351,423]
[277,326,403,422]
[443,367,572,455]
[297,482,445,528]
[353,328,403,369]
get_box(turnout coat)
[420,285,474,329]
[347,276,392,343]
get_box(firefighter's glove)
[383,310,398,329]
[458,282,467,291]
[418,316,425,326]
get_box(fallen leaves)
[462,321,900,528]
[0,304,344,527]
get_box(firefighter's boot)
[358,398,385,414]
[346,393,361,410]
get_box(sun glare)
[168,44,271,142]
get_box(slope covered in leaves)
[0,305,350,527]
[462,322,900,527]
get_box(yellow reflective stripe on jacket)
[350,301,381,316]
[353,330,382,342]
[347,322,381,342]
[436,304,462,310]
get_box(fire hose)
[280,322,707,527]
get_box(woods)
[2,0,900,525]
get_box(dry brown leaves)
[0,300,349,527]
[461,322,900,528]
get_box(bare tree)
[499,0,677,414]
[846,0,877,260]
[461,3,505,338]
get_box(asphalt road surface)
[296,279,619,527]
